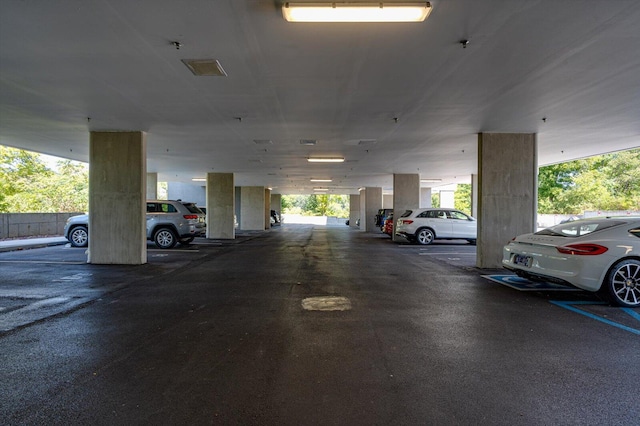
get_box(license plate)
[514,254,532,268]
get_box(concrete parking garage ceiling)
[1,1,639,194]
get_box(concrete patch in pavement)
[302,296,352,311]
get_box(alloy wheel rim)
[612,264,640,306]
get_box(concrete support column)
[382,194,393,208]
[477,133,537,268]
[206,173,235,239]
[440,190,455,208]
[240,187,265,231]
[271,194,282,214]
[362,187,382,233]
[89,131,146,265]
[471,174,479,218]
[393,174,420,242]
[264,188,271,230]
[146,173,157,200]
[420,188,432,208]
[349,194,360,228]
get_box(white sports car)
[502,217,640,307]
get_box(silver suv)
[395,208,477,245]
[64,200,206,249]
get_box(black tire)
[69,226,89,247]
[415,228,435,245]
[180,237,195,245]
[154,228,177,249]
[603,259,640,307]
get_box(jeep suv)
[64,200,206,249]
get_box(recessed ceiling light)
[192,178,206,182]
[182,59,227,76]
[253,139,273,145]
[358,140,377,146]
[310,178,333,182]
[282,2,433,23]
[308,157,344,163]
[300,139,317,146]
[313,187,329,191]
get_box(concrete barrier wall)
[0,213,84,239]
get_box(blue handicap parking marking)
[482,275,580,291]
[550,301,640,336]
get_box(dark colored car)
[374,209,393,231]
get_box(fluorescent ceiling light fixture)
[282,2,432,23]
[192,178,206,182]
[421,178,442,183]
[313,187,329,191]
[307,157,344,163]
[310,178,333,182]
[300,139,318,145]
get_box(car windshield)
[536,220,626,237]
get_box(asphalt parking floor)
[0,225,638,425]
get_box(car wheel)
[604,259,640,307]
[69,226,89,247]
[180,237,195,245]
[154,228,177,249]
[415,228,435,245]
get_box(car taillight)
[183,214,198,220]
[556,244,608,255]
[400,220,413,225]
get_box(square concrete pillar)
[440,190,455,208]
[240,187,265,230]
[146,173,157,200]
[383,194,393,208]
[420,187,432,208]
[363,187,382,233]
[89,131,146,265]
[477,133,537,268]
[271,194,282,214]
[349,194,360,228]
[471,174,479,218]
[206,173,235,239]
[393,174,420,241]
[264,188,271,230]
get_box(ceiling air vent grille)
[182,59,227,76]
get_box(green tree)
[538,148,640,213]
[1,146,88,213]
[1,146,52,212]
[454,184,471,215]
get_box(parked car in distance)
[383,213,394,237]
[375,208,393,231]
[395,208,477,245]
[503,217,640,307]
[64,200,206,249]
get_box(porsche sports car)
[502,217,640,307]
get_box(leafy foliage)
[537,148,640,213]
[0,146,88,213]
[282,194,349,217]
